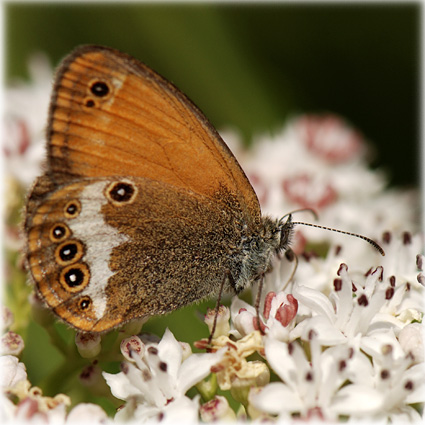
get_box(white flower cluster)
[2,54,422,423]
[103,330,225,423]
[232,237,424,422]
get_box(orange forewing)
[48,45,261,225]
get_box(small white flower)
[1,306,14,330]
[204,305,230,338]
[360,330,425,421]
[199,395,237,422]
[119,335,145,362]
[290,244,346,294]
[398,323,424,364]
[379,231,423,286]
[230,291,298,341]
[0,355,27,389]
[75,332,101,358]
[66,403,109,423]
[292,261,422,346]
[295,114,365,163]
[3,379,71,423]
[103,328,224,422]
[79,363,109,395]
[205,331,268,402]
[14,397,68,423]
[250,334,382,420]
[1,332,24,356]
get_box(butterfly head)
[276,213,295,254]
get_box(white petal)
[297,316,346,345]
[250,382,303,414]
[267,319,291,341]
[0,394,17,421]
[293,284,336,322]
[334,267,354,328]
[233,309,256,337]
[398,323,424,363]
[331,384,383,416]
[0,355,27,389]
[102,371,141,400]
[161,395,200,423]
[345,348,375,387]
[177,349,225,394]
[368,314,404,333]
[361,329,404,362]
[132,403,161,422]
[403,363,425,404]
[264,338,308,388]
[230,296,255,318]
[157,328,182,381]
[357,289,386,334]
[66,403,108,423]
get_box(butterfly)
[24,45,383,334]
[23,45,298,333]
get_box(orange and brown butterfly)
[24,45,296,333]
[24,45,384,334]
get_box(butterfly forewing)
[48,45,260,224]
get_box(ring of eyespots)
[59,263,90,293]
[83,79,112,109]
[55,240,85,266]
[105,180,137,205]
[64,200,81,219]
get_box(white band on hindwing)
[67,180,128,319]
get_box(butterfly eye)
[90,81,110,97]
[106,180,137,205]
[49,223,70,242]
[59,263,90,292]
[55,240,84,266]
[78,296,91,311]
[64,200,81,218]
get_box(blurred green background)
[5,2,420,187]
[4,2,420,405]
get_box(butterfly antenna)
[280,207,318,223]
[292,221,385,256]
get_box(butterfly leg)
[254,274,266,335]
[207,269,232,345]
[282,248,298,291]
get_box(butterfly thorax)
[231,216,294,293]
